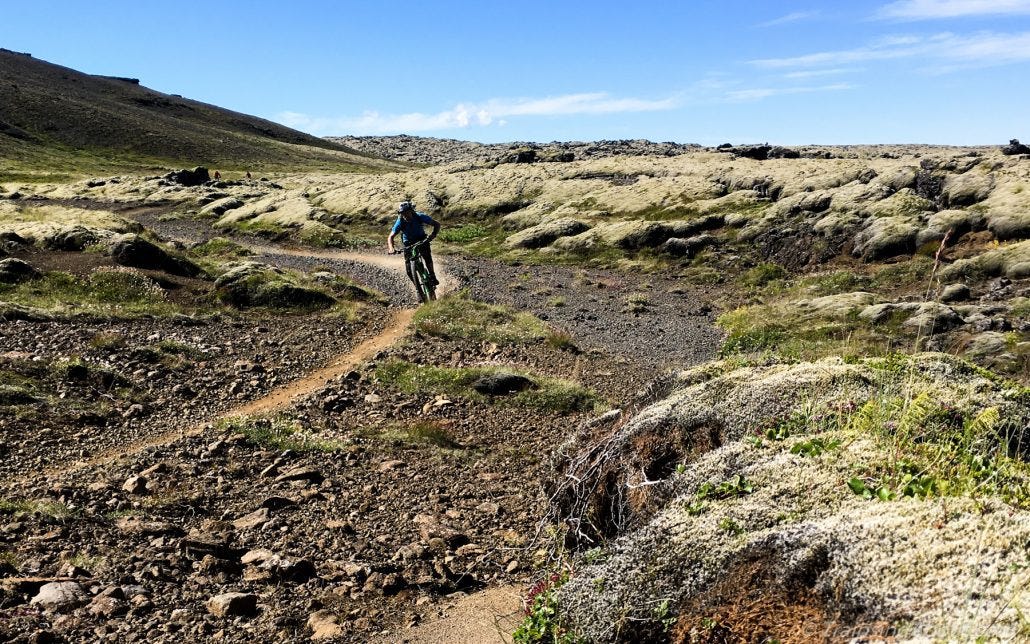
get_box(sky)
[3,0,1030,145]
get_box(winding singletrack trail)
[45,243,454,478]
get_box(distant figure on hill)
[213,170,221,180]
[387,201,440,290]
[246,171,252,179]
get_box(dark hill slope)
[0,49,403,174]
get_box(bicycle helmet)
[398,201,415,214]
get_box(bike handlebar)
[389,239,431,254]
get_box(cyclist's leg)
[403,247,417,286]
[422,243,439,286]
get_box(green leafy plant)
[513,573,581,644]
[790,436,841,458]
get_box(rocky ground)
[2,143,1029,643]
[0,193,719,642]
[325,136,703,167]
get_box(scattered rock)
[471,372,534,395]
[29,582,89,612]
[0,258,41,283]
[206,592,258,618]
[940,283,970,303]
[275,466,324,484]
[232,507,270,531]
[121,474,148,495]
[308,610,344,640]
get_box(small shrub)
[513,573,580,644]
[545,329,579,352]
[222,416,343,452]
[741,263,786,288]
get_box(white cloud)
[278,92,680,135]
[724,83,854,102]
[877,0,1030,20]
[750,30,1030,69]
[756,10,820,27]
[783,67,859,79]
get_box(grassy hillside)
[0,48,406,179]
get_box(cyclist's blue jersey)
[392,212,437,244]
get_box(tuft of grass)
[801,270,872,296]
[413,292,549,345]
[741,263,787,289]
[545,329,579,353]
[382,421,463,449]
[220,416,345,452]
[0,498,76,520]
[89,331,127,350]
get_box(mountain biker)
[387,201,441,288]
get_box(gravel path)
[446,257,723,372]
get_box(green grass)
[413,292,550,345]
[844,384,1030,508]
[220,416,345,452]
[0,269,184,317]
[440,224,490,243]
[379,421,464,449]
[799,270,873,296]
[0,498,76,520]
[375,360,597,413]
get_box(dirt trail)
[46,241,456,477]
[47,307,415,478]
[378,586,523,644]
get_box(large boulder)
[987,210,1030,242]
[547,354,1030,642]
[1002,139,1030,155]
[915,209,985,247]
[941,240,1030,281]
[109,234,201,277]
[853,216,921,260]
[166,167,211,187]
[214,262,335,309]
[903,302,965,334]
[0,258,41,283]
[504,218,591,249]
[30,582,90,612]
[942,172,993,207]
[44,225,97,251]
[659,234,717,258]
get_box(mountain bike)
[395,239,436,303]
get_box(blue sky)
[4,0,1029,144]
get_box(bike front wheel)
[413,257,436,303]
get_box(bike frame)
[404,240,436,303]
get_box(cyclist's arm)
[428,220,440,241]
[387,219,401,253]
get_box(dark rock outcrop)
[109,234,201,277]
[165,167,211,187]
[1002,139,1030,155]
